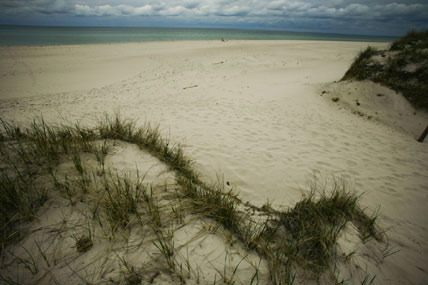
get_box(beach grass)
[0,115,387,284]
[342,46,380,80]
[390,30,428,51]
[342,30,428,109]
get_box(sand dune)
[1,40,427,283]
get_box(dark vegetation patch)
[342,30,428,109]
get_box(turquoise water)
[0,25,396,46]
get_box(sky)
[1,0,428,36]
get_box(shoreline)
[0,38,393,49]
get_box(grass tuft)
[98,115,194,178]
[277,181,380,274]
[391,30,428,51]
[75,236,93,253]
[0,119,25,141]
[100,171,143,231]
[342,47,380,81]
[178,176,240,232]
[0,169,48,247]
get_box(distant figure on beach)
[221,37,225,42]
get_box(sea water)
[0,25,396,46]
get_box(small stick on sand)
[183,85,198,90]
[417,125,428,142]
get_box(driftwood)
[417,125,428,142]
[183,85,198,90]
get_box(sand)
[1,40,428,283]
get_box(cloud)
[159,6,187,16]
[343,3,370,15]
[0,0,427,35]
[74,4,93,16]
[74,4,154,16]
[378,3,425,16]
[215,5,250,17]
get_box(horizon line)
[0,24,399,39]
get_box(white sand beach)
[1,40,427,283]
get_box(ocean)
[0,25,396,46]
